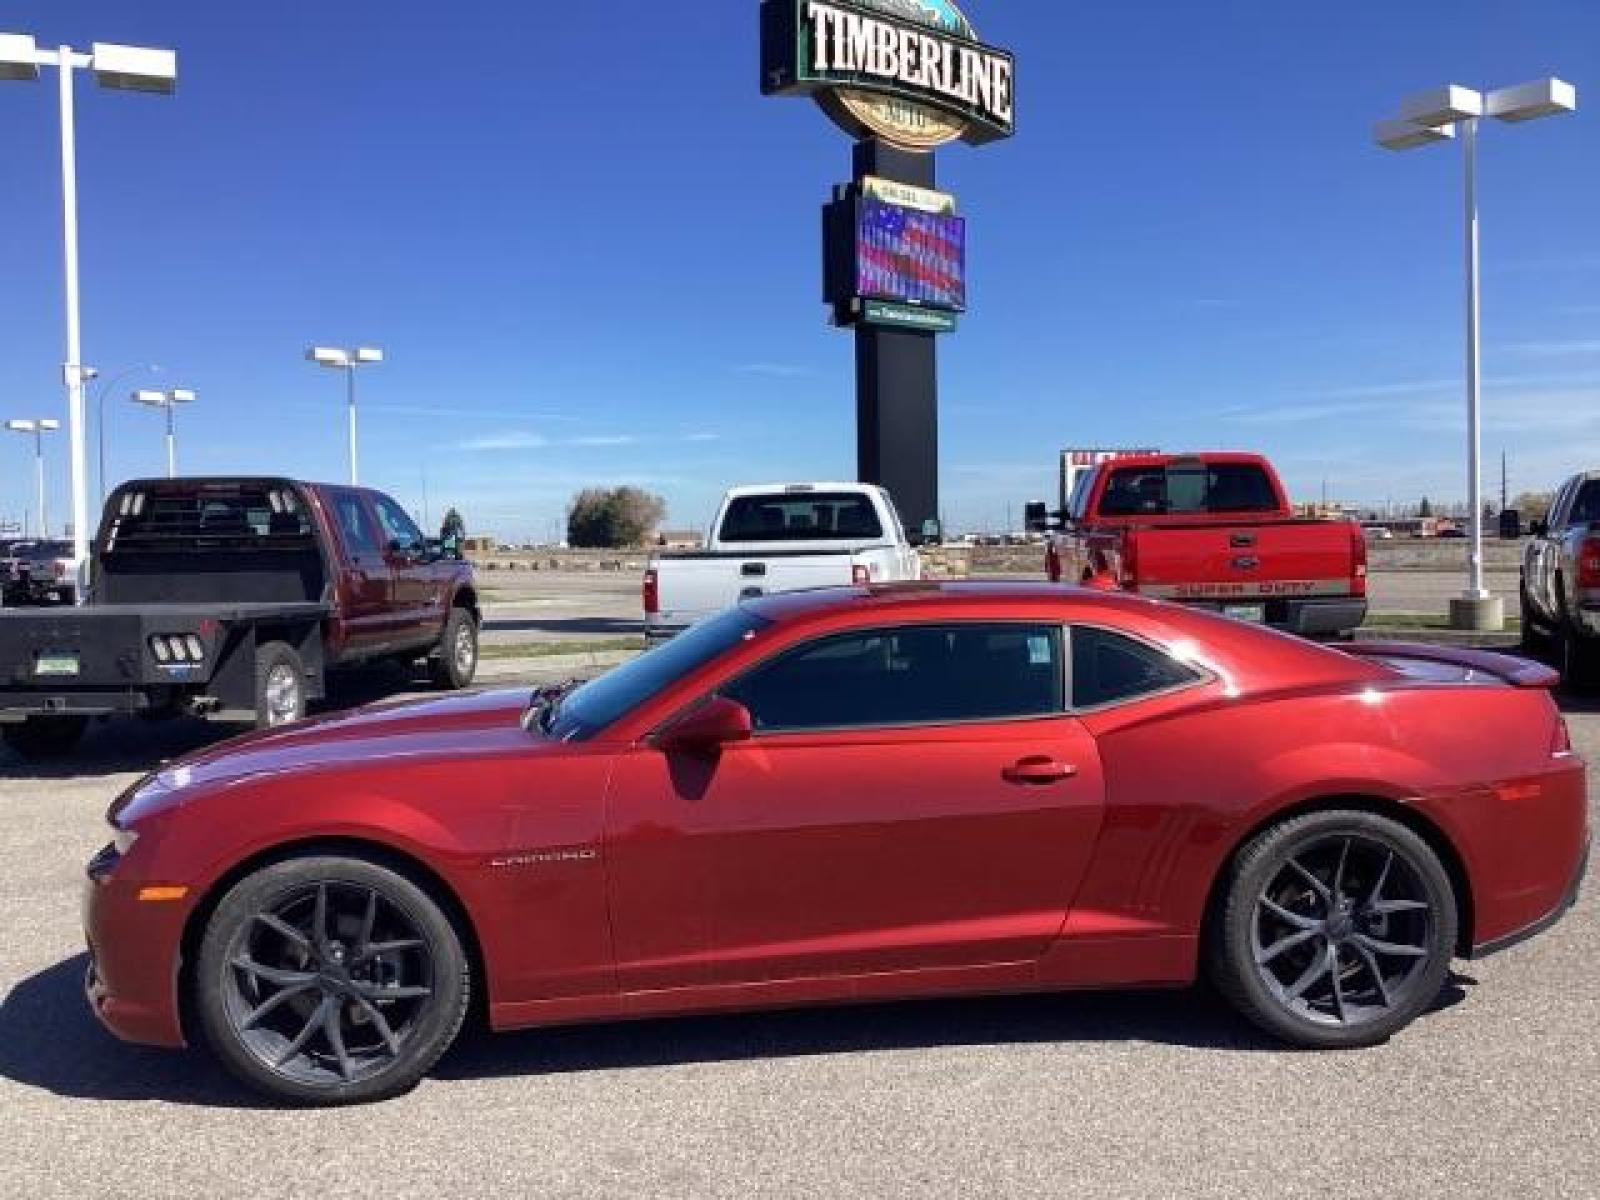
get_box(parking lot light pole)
[5,418,62,537]
[1375,78,1577,631]
[306,346,383,484]
[94,363,162,504]
[131,388,197,478]
[0,33,177,594]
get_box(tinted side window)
[1071,626,1199,709]
[332,493,381,556]
[724,624,1064,732]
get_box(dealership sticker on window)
[1027,636,1052,665]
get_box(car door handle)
[1002,757,1078,785]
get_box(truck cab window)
[334,494,381,556]
[720,493,884,543]
[372,495,426,551]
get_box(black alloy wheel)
[197,857,469,1105]
[1209,810,1456,1049]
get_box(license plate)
[1223,604,1266,624]
[34,653,80,677]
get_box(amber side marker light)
[137,885,189,903]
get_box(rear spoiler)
[1346,642,1560,689]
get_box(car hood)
[128,688,544,805]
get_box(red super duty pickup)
[1029,452,1368,638]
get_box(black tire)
[1207,809,1457,1049]
[1559,625,1600,693]
[1519,581,1549,653]
[429,608,479,690]
[195,855,470,1106]
[254,641,308,729]
[1,715,89,761]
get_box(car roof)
[1085,452,1272,472]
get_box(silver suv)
[1522,470,1600,687]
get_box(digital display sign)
[855,198,967,313]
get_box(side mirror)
[655,697,753,753]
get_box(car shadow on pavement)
[0,953,1475,1107]
[0,668,440,780]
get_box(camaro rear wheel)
[1208,810,1456,1049]
[195,856,470,1106]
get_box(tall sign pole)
[761,0,1015,542]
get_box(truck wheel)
[256,642,308,728]
[1,716,89,761]
[1519,583,1546,652]
[429,608,478,690]
[1560,626,1600,693]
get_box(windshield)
[545,607,771,740]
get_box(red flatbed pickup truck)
[0,477,481,758]
[1029,452,1367,638]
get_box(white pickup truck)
[643,483,924,640]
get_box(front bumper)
[1470,833,1590,959]
[82,863,189,1048]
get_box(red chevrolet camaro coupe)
[85,583,1589,1105]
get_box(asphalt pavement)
[0,631,1595,1198]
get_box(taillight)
[1045,543,1061,583]
[1578,537,1600,589]
[851,564,871,587]
[642,569,659,615]
[1351,522,1369,598]
[1552,716,1574,757]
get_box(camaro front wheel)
[195,856,470,1106]
[1208,810,1457,1049]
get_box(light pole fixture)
[131,388,197,478]
[306,345,383,484]
[0,32,177,593]
[91,363,163,504]
[1374,77,1576,632]
[5,418,62,538]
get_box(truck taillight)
[1119,536,1138,590]
[1045,543,1061,583]
[1579,537,1600,589]
[1351,522,1369,598]
[642,569,659,615]
[852,564,871,587]
[1552,716,1574,757]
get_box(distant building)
[460,536,496,555]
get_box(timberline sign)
[761,0,1016,151]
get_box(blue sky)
[1,1,1597,539]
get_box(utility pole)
[1501,450,1508,511]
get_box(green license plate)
[34,653,80,677]
[1223,604,1266,623]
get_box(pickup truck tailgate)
[650,553,875,632]
[1129,520,1361,602]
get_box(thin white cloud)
[1505,339,1600,358]
[460,432,550,451]
[684,432,721,442]
[569,435,638,447]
